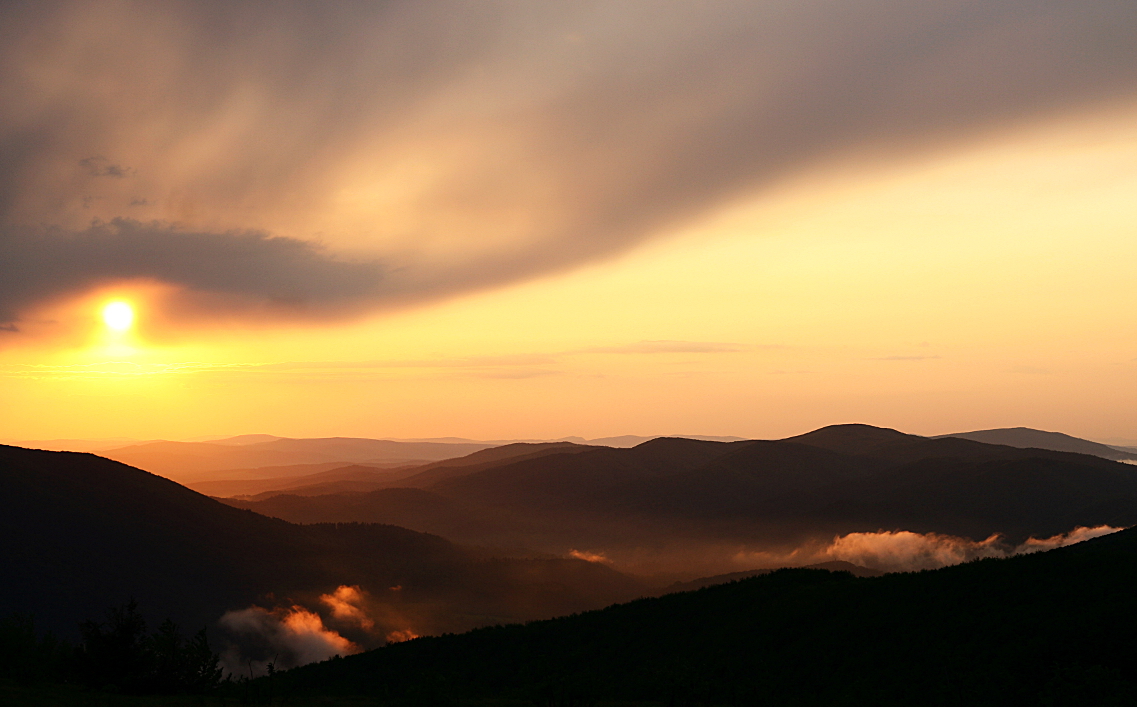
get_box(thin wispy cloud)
[577,340,748,355]
[871,355,943,361]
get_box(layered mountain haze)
[0,444,648,659]
[93,437,496,484]
[190,465,420,500]
[221,424,1137,576]
[3,419,1135,698]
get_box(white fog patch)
[218,605,359,677]
[823,526,1125,572]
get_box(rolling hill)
[936,426,1137,462]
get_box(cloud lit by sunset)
[0,1,1134,444]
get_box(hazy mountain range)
[3,422,1136,693]
[218,425,1137,575]
[11,425,1133,488]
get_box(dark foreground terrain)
[245,524,1137,705]
[11,527,1118,704]
[10,524,1132,705]
[4,430,1137,705]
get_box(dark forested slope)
[264,526,1137,705]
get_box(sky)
[1,0,1135,443]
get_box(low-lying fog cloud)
[219,604,359,677]
[219,585,424,676]
[720,525,1128,575]
[823,525,1123,572]
[319,584,375,632]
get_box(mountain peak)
[781,424,920,455]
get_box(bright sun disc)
[102,302,135,331]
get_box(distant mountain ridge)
[95,437,498,483]
[936,426,1137,461]
[226,424,1137,574]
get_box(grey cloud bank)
[0,219,386,326]
[2,1,1136,330]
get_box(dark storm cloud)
[1,0,1136,329]
[0,219,385,326]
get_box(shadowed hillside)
[258,527,1137,705]
[0,444,647,644]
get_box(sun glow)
[102,302,135,332]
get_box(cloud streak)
[3,1,1137,330]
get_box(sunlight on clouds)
[2,103,1137,440]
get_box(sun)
[102,301,135,331]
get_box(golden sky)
[1,2,1135,442]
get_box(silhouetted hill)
[258,528,1137,704]
[781,423,918,454]
[430,437,750,510]
[392,442,600,489]
[0,445,455,637]
[428,428,1137,528]
[935,426,1137,461]
[0,445,647,642]
[8,437,148,452]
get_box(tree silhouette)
[74,600,222,695]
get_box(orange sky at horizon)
[2,3,1136,445]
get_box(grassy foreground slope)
[263,526,1137,705]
